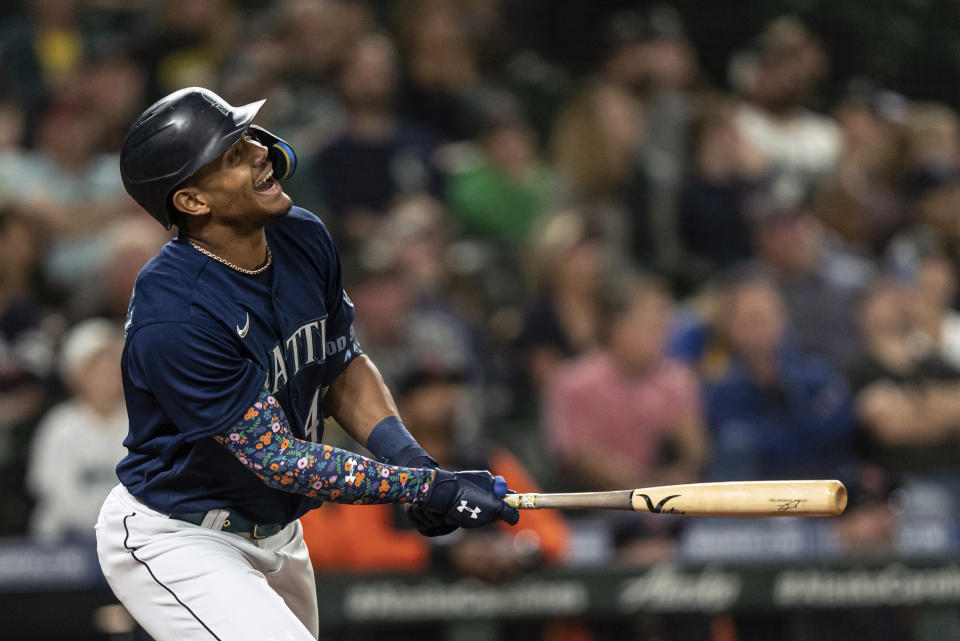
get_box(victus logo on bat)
[636,493,684,514]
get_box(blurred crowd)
[3,0,960,611]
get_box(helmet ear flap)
[247,125,297,180]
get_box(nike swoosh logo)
[237,313,250,338]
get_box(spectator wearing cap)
[26,318,126,541]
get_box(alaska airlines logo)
[636,494,683,514]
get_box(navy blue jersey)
[117,207,361,524]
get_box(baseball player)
[96,87,519,641]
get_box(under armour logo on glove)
[422,469,520,528]
[457,500,481,518]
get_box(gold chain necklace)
[188,240,272,275]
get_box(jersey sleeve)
[125,321,266,441]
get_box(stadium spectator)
[705,270,856,482]
[850,277,960,476]
[0,0,88,141]
[752,194,874,371]
[312,33,441,244]
[0,101,25,150]
[92,217,170,321]
[909,245,960,370]
[546,272,707,492]
[0,207,56,535]
[347,251,483,404]
[396,0,484,142]
[676,97,767,291]
[667,281,737,384]
[886,163,960,283]
[602,6,700,279]
[815,84,908,254]
[445,91,555,246]
[277,0,372,87]
[730,16,841,196]
[130,0,240,101]
[517,210,608,395]
[552,80,641,182]
[82,52,148,152]
[0,97,135,313]
[26,318,125,541]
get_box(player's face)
[193,134,292,225]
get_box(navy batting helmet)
[120,87,297,228]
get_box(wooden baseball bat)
[503,480,846,516]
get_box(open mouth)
[254,168,280,194]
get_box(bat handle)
[503,493,537,509]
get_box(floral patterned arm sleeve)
[214,390,433,505]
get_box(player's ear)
[171,186,211,217]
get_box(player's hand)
[421,469,520,529]
[406,504,459,537]
[403,455,460,537]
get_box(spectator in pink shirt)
[545,273,707,491]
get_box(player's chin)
[261,191,293,218]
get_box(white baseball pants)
[96,484,319,640]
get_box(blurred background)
[3,0,960,639]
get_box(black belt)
[172,511,283,539]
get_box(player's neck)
[184,227,270,273]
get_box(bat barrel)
[630,480,847,516]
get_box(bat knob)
[493,475,508,498]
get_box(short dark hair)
[595,270,670,345]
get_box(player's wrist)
[366,416,435,467]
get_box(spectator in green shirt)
[445,93,555,245]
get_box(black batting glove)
[400,455,460,537]
[406,504,459,537]
[421,469,520,529]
